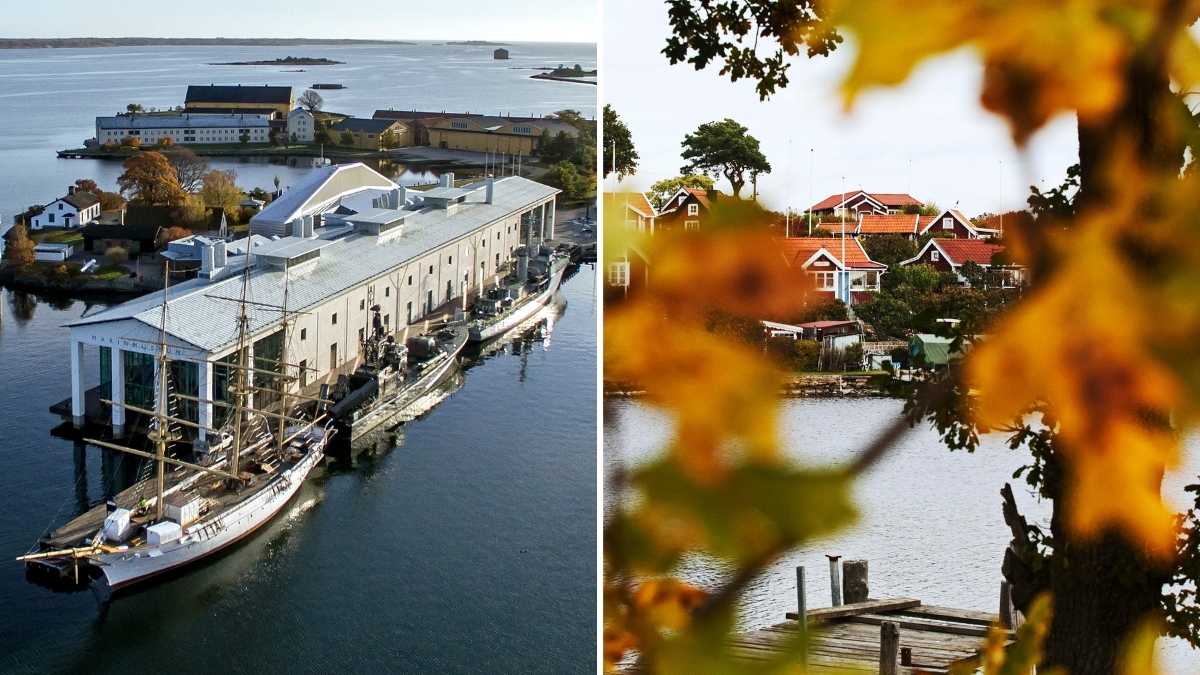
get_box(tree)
[602,105,639,179]
[314,123,333,145]
[176,194,210,229]
[156,226,193,248]
[4,223,35,268]
[126,103,144,113]
[73,179,98,193]
[117,151,185,206]
[120,136,141,149]
[380,129,401,149]
[298,89,324,112]
[199,170,241,221]
[339,130,355,146]
[679,118,771,198]
[643,4,1200,671]
[162,146,209,193]
[156,137,174,147]
[239,131,250,144]
[544,161,589,200]
[551,109,590,132]
[860,234,918,269]
[96,190,125,212]
[647,174,715,209]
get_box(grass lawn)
[32,229,84,245]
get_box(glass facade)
[123,351,155,409]
[99,347,112,400]
[253,330,284,413]
[169,361,199,423]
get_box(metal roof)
[68,176,561,355]
[420,186,471,200]
[97,114,271,130]
[185,85,292,105]
[250,163,398,229]
[251,236,335,260]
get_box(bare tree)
[298,90,324,112]
[163,147,209,192]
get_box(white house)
[288,107,315,143]
[34,242,74,262]
[30,187,101,230]
[96,113,272,146]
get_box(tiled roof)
[685,188,711,209]
[934,239,1006,266]
[62,192,100,210]
[857,214,920,235]
[778,236,886,269]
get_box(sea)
[604,398,1200,672]
[0,41,597,674]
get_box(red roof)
[809,190,922,211]
[685,187,712,209]
[778,236,886,269]
[934,239,1005,266]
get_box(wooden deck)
[730,599,1005,673]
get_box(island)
[210,56,343,66]
[530,64,597,85]
[447,41,509,46]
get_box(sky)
[0,0,597,44]
[604,0,1079,218]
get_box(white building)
[96,113,272,146]
[34,242,74,262]
[64,163,559,439]
[30,187,101,230]
[287,107,315,143]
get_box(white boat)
[92,423,331,593]
[468,246,568,343]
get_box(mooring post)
[826,554,843,606]
[999,580,1015,629]
[843,559,869,604]
[879,621,900,675]
[796,565,808,667]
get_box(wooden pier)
[729,560,1014,673]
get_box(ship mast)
[230,258,252,484]
[276,269,291,456]
[149,260,172,521]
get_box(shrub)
[106,246,129,264]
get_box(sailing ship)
[19,262,335,594]
[326,304,469,442]
[467,243,568,343]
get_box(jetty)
[731,559,1015,673]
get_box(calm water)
[0,41,596,217]
[0,268,596,674]
[604,398,1199,672]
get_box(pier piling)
[843,559,869,604]
[879,621,900,675]
[795,565,808,667]
[826,554,842,607]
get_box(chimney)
[389,187,401,209]
[213,239,227,267]
[486,176,495,204]
[67,185,76,196]
[439,172,454,188]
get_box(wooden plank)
[785,598,922,622]
[901,604,999,626]
[848,613,1004,639]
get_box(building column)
[111,348,126,437]
[70,340,85,428]
[197,359,213,443]
[545,200,556,240]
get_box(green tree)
[679,118,771,198]
[647,174,715,210]
[544,161,588,200]
[339,130,355,146]
[860,234,917,269]
[239,131,250,144]
[314,123,333,145]
[73,179,98,193]
[603,105,639,179]
[199,170,241,222]
[126,103,144,113]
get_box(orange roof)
[858,214,920,234]
[604,192,656,218]
[778,236,886,269]
[934,239,1006,266]
[685,188,711,209]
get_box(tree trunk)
[726,170,744,198]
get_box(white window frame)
[942,216,954,230]
[687,203,699,216]
[608,262,630,287]
[811,271,836,290]
[931,250,940,262]
[684,220,700,231]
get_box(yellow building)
[426,115,580,155]
[184,85,294,116]
[329,118,411,150]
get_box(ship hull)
[469,265,566,343]
[92,436,327,593]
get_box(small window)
[931,250,941,262]
[608,262,630,287]
[428,265,433,275]
[300,328,307,341]
[448,256,452,265]
[385,287,390,297]
[359,299,365,310]
[332,313,338,325]
[384,314,390,327]
[942,217,953,230]
[407,275,413,286]
[358,327,365,343]
[687,203,699,216]
[684,220,699,231]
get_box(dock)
[729,560,1015,673]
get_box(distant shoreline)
[209,56,344,66]
[0,37,415,49]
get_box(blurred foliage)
[605,0,1200,671]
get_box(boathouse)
[62,162,559,440]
